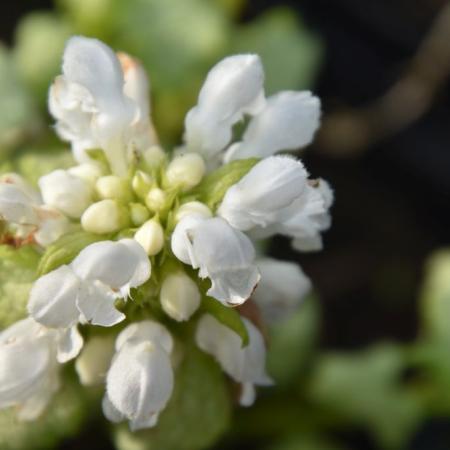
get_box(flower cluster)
[0,36,332,430]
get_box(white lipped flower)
[28,239,151,328]
[0,318,82,421]
[196,314,273,406]
[0,174,70,246]
[253,258,312,324]
[276,179,334,252]
[217,156,309,231]
[225,91,321,161]
[103,321,174,431]
[49,36,155,175]
[171,215,260,306]
[184,54,265,161]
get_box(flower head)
[0,35,332,431]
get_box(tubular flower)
[0,35,332,431]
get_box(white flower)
[253,258,311,324]
[39,169,93,218]
[0,175,70,246]
[217,156,309,231]
[103,321,174,431]
[28,239,151,328]
[49,37,154,175]
[171,215,260,306]
[0,318,82,420]
[184,54,265,161]
[276,179,334,252]
[196,314,272,406]
[160,271,201,322]
[225,91,321,161]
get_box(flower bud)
[129,203,150,226]
[81,199,129,234]
[134,219,164,255]
[39,169,93,218]
[175,201,212,223]
[145,187,167,212]
[165,153,205,191]
[96,175,132,202]
[131,170,153,199]
[160,272,201,322]
[142,145,166,169]
[68,163,104,187]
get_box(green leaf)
[267,295,320,386]
[0,380,92,450]
[190,158,259,210]
[232,8,323,93]
[419,250,450,344]
[309,344,423,450]
[114,346,231,450]
[269,433,348,450]
[202,296,249,346]
[37,231,105,276]
[0,245,40,328]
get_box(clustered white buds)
[0,35,333,432]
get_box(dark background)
[2,1,450,449]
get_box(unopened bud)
[142,145,166,168]
[129,203,150,226]
[175,201,212,223]
[145,187,167,212]
[96,175,132,202]
[68,163,104,187]
[160,272,201,321]
[81,199,129,234]
[131,170,153,199]
[134,219,164,255]
[165,153,205,191]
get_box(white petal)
[102,394,125,423]
[240,382,256,407]
[225,91,321,161]
[56,326,84,363]
[39,169,93,218]
[34,206,71,247]
[117,239,152,289]
[171,214,207,266]
[116,321,173,354]
[185,217,260,305]
[76,281,125,327]
[71,240,149,290]
[28,265,81,328]
[253,258,311,324]
[196,314,272,391]
[184,54,265,159]
[76,335,115,386]
[0,183,38,225]
[106,341,174,429]
[218,156,308,231]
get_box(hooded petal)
[116,321,173,354]
[225,91,321,161]
[105,340,174,430]
[39,169,93,219]
[218,156,308,231]
[28,265,81,328]
[172,217,259,305]
[184,54,265,159]
[253,258,311,324]
[34,206,71,247]
[195,314,272,405]
[71,239,150,291]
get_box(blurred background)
[1,1,450,449]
